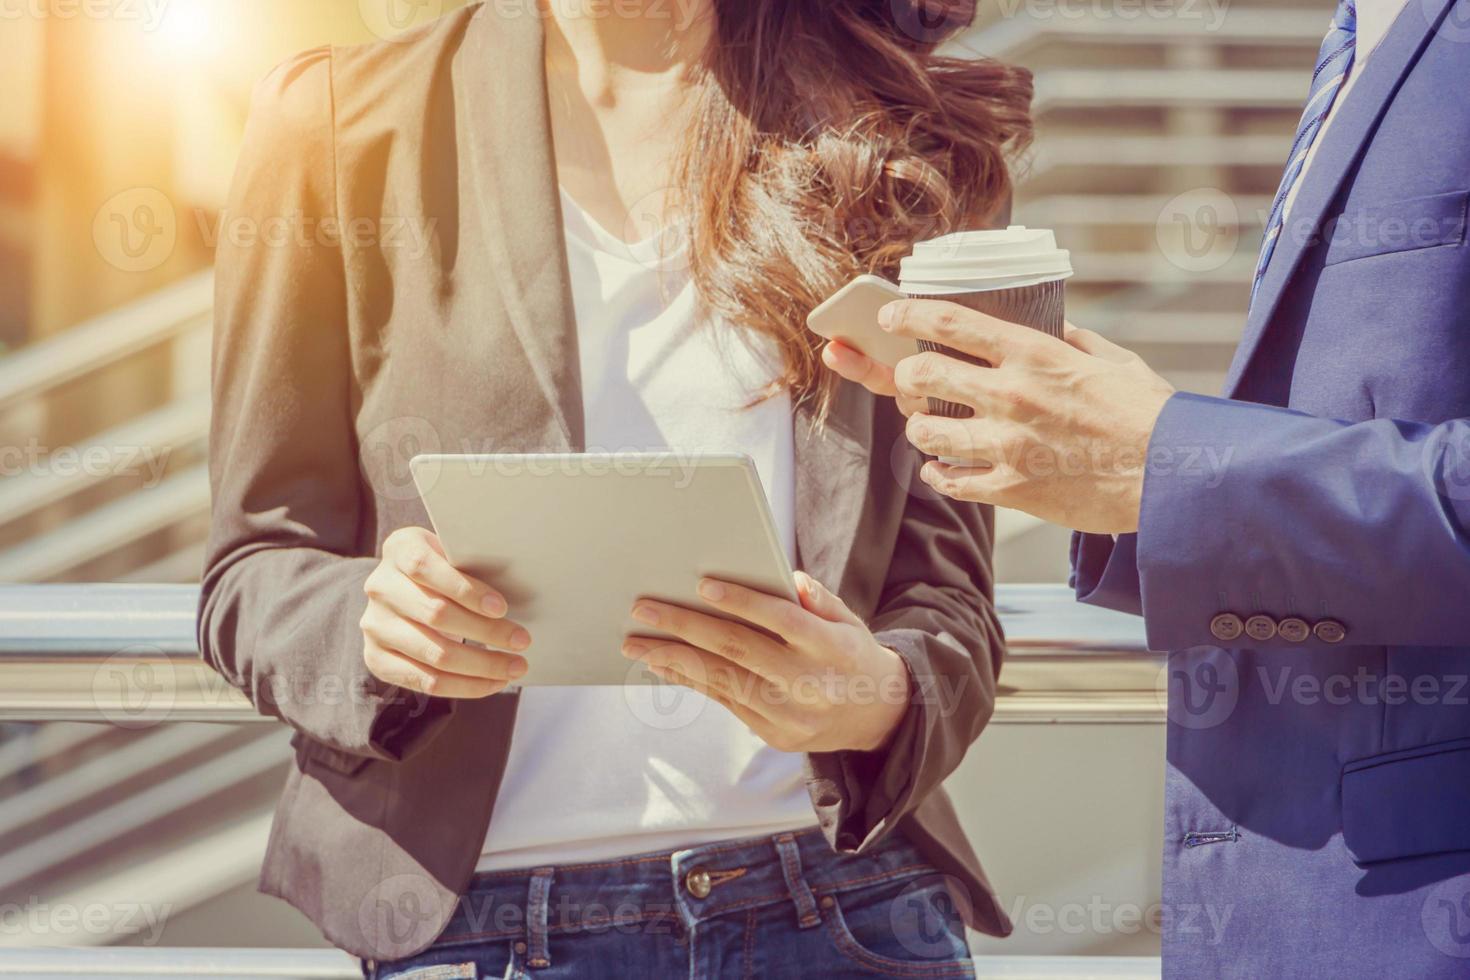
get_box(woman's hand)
[820,340,928,417]
[360,526,532,698]
[621,573,912,754]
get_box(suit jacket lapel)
[1223,0,1453,398]
[794,381,873,592]
[460,6,584,449]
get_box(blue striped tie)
[1251,0,1358,304]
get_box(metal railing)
[0,948,1162,978]
[0,584,1162,725]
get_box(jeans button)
[685,868,712,899]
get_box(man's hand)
[878,300,1176,534]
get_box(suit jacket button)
[1244,615,1278,642]
[1313,619,1347,644]
[1210,613,1245,642]
[1278,617,1311,644]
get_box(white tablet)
[410,453,797,686]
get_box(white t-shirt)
[477,190,817,870]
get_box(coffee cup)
[898,226,1072,423]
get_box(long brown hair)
[672,0,1034,412]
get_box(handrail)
[0,584,1163,724]
[0,949,1161,978]
[0,272,213,414]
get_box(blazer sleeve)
[808,452,1004,853]
[197,49,446,761]
[1128,391,1470,650]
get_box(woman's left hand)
[622,573,911,754]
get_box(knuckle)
[997,380,1029,412]
[716,635,746,663]
[889,302,914,334]
[385,526,423,553]
[895,354,937,395]
[362,644,384,673]
[420,596,452,627]
[363,567,387,599]
[777,605,807,637]
[401,548,433,579]
[790,721,820,745]
[417,671,443,698]
[418,639,449,668]
[711,666,740,695]
[911,352,939,383]
[932,309,960,340]
[772,730,809,754]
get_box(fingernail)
[632,604,660,627]
[622,639,650,659]
[482,593,507,617]
[509,628,532,651]
[508,659,528,680]
[698,579,725,602]
[879,302,898,330]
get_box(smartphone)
[806,274,917,369]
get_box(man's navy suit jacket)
[1074,1,1470,975]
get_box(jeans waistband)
[432,827,934,955]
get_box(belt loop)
[526,867,554,969]
[773,834,820,929]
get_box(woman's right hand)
[820,341,928,417]
[360,526,532,698]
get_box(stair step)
[0,466,210,583]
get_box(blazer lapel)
[460,6,584,449]
[1222,0,1452,398]
[794,382,873,592]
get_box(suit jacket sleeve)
[1109,391,1470,649]
[808,454,1003,853]
[197,49,448,761]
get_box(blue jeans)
[367,827,975,979]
